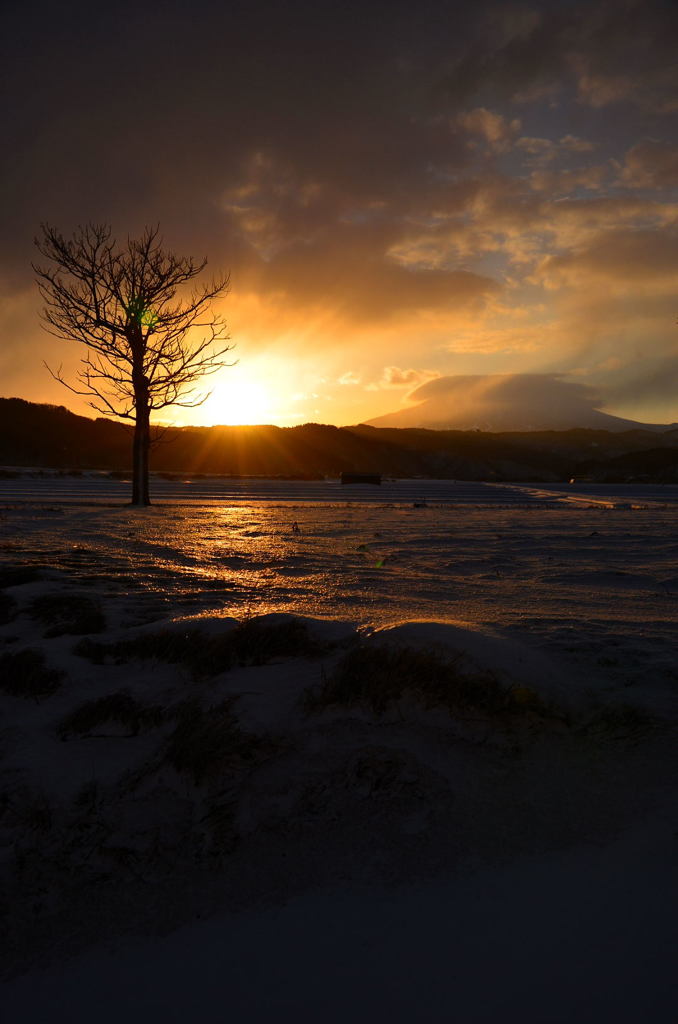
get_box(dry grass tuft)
[57,690,166,739]
[302,644,552,721]
[29,593,105,637]
[230,617,320,665]
[74,617,320,678]
[165,698,271,785]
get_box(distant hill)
[0,399,131,469]
[1,397,678,483]
[367,374,675,433]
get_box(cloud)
[441,1,678,113]
[576,71,635,108]
[559,135,596,153]
[516,195,678,257]
[3,0,678,428]
[535,227,678,289]
[516,134,597,166]
[458,108,521,152]
[337,371,361,386]
[575,61,678,113]
[367,373,645,430]
[604,355,678,407]
[368,366,441,390]
[249,226,500,322]
[516,136,557,163]
[620,141,678,189]
[384,182,676,285]
[529,165,608,194]
[408,372,601,406]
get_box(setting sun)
[202,370,274,426]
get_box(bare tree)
[34,223,232,505]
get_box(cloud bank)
[367,374,668,431]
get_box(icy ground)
[1,480,676,1021]
[2,478,678,706]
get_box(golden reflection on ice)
[2,499,677,651]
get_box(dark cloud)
[2,1,475,283]
[441,6,573,105]
[3,0,676,284]
[621,141,678,188]
[442,0,678,111]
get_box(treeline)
[1,398,678,483]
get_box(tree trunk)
[132,375,151,506]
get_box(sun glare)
[203,372,274,425]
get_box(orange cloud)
[458,108,521,152]
[535,227,678,289]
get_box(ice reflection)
[2,501,678,650]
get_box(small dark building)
[340,472,382,485]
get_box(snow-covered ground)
[1,480,676,1021]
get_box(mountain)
[367,374,674,432]
[1,397,678,483]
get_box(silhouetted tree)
[34,224,232,504]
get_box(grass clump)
[75,617,319,678]
[29,593,105,637]
[0,649,64,700]
[302,644,547,719]
[230,617,319,665]
[57,689,166,739]
[74,630,236,677]
[165,699,268,785]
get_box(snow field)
[0,488,676,1020]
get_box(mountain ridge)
[1,397,678,483]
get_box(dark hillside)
[0,399,130,469]
[1,399,677,482]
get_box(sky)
[1,0,678,427]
